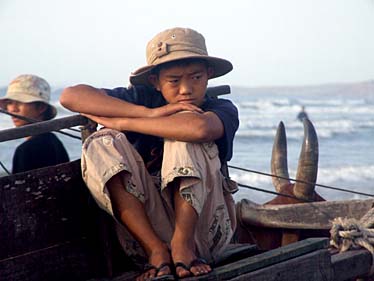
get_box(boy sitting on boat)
[60,27,239,280]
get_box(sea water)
[1,85,373,204]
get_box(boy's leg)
[171,182,212,277]
[162,140,236,277]
[81,129,174,279]
[107,173,172,280]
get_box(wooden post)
[80,119,97,143]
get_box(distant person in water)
[0,74,69,173]
[297,105,309,122]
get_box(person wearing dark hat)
[0,74,69,173]
[60,27,239,280]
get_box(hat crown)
[7,74,51,102]
[130,27,233,86]
[0,74,57,119]
[146,27,208,65]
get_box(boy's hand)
[82,113,128,131]
[149,103,203,117]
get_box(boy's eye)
[5,101,17,106]
[168,79,179,84]
[192,74,202,80]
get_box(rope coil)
[330,208,374,274]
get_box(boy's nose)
[179,81,193,95]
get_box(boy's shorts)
[81,128,237,263]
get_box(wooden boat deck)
[1,160,372,281]
[90,238,373,281]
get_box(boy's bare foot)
[174,258,211,278]
[171,242,211,278]
[136,245,174,281]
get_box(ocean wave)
[238,103,374,116]
[298,98,369,106]
[229,164,374,203]
[236,113,373,140]
[317,165,374,184]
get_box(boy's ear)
[35,103,48,119]
[207,67,214,79]
[36,103,48,114]
[148,74,160,91]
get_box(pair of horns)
[271,119,319,200]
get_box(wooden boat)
[1,87,373,280]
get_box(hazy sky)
[1,0,374,88]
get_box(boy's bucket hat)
[0,74,57,119]
[130,27,233,86]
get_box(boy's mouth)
[178,98,195,103]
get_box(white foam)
[318,165,374,184]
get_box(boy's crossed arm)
[61,84,224,143]
[83,110,224,143]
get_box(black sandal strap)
[189,257,209,268]
[174,261,190,271]
[155,262,172,274]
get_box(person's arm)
[60,84,203,118]
[60,84,150,117]
[84,110,224,142]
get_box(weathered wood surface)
[89,243,259,281]
[0,240,96,281]
[239,249,374,281]
[0,160,106,281]
[238,198,374,229]
[185,238,329,280]
[213,243,258,266]
[0,115,88,142]
[102,238,329,281]
[99,238,374,281]
[230,249,332,281]
[331,249,373,281]
[206,85,230,98]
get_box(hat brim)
[0,93,57,119]
[130,54,233,86]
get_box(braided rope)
[330,208,374,275]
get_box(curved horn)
[294,118,319,200]
[271,121,290,192]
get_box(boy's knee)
[83,128,127,150]
[164,140,217,158]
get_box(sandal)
[174,258,211,277]
[141,263,175,280]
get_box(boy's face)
[5,100,46,127]
[150,61,213,107]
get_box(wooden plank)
[0,115,88,142]
[94,239,328,281]
[90,244,258,281]
[213,244,258,266]
[331,249,373,281]
[238,198,374,229]
[0,160,108,280]
[230,249,332,281]
[206,85,230,98]
[88,271,139,281]
[0,160,87,258]
[183,238,329,280]
[0,239,101,281]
